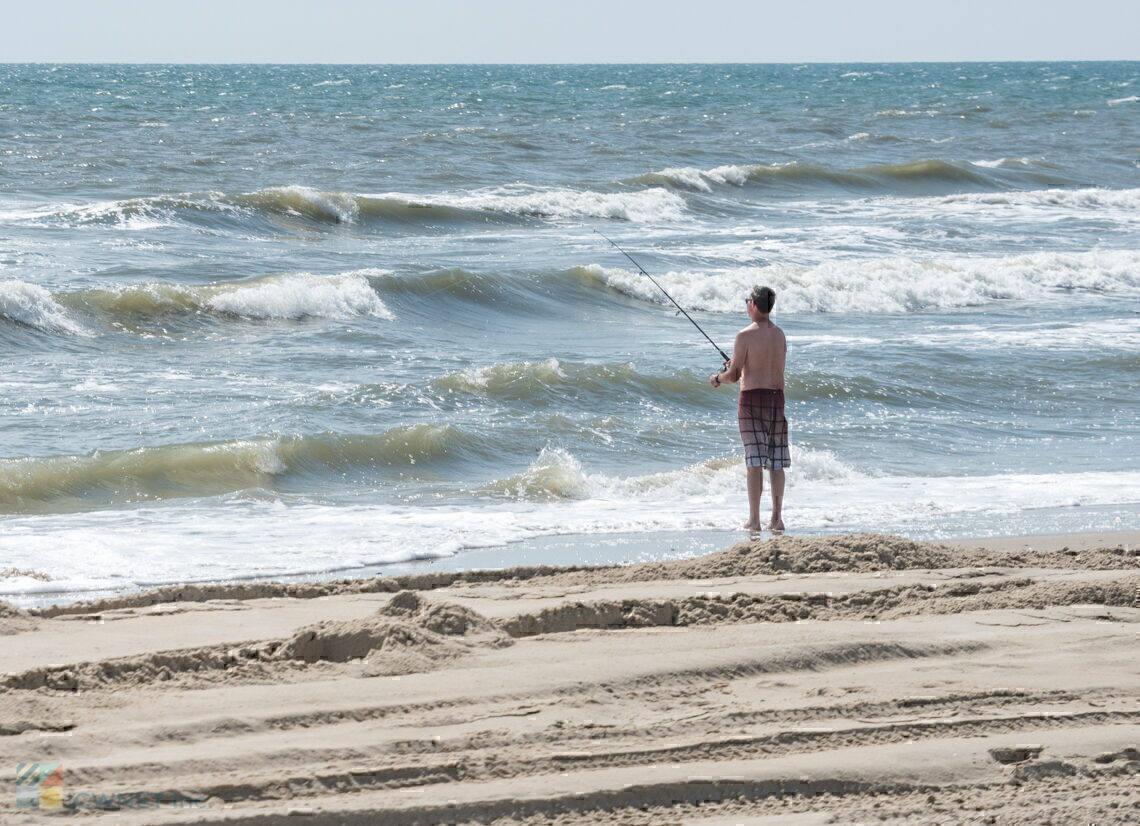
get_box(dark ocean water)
[2,63,1138,604]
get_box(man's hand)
[709,373,721,388]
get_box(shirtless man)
[709,286,790,533]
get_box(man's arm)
[710,332,746,387]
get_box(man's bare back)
[722,319,786,390]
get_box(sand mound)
[1,599,28,617]
[884,574,1140,618]
[0,599,38,634]
[1,639,288,691]
[582,534,961,584]
[622,534,1140,583]
[275,591,509,675]
[4,593,509,691]
[482,535,962,595]
[983,543,1140,571]
[502,600,677,637]
[500,575,1140,636]
[523,535,1140,590]
[1,599,29,619]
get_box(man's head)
[748,286,776,315]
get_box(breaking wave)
[0,424,473,513]
[435,359,717,406]
[587,250,1140,314]
[0,281,91,336]
[633,159,997,194]
[482,447,858,502]
[54,272,394,329]
[930,187,1140,212]
[7,183,688,233]
[380,185,687,222]
[0,194,237,230]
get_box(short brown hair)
[750,286,776,314]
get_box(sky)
[2,0,1137,63]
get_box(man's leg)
[768,469,785,532]
[745,465,764,531]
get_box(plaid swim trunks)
[738,388,791,470]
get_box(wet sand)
[2,531,1138,824]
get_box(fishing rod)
[594,229,730,365]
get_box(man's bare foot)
[742,521,763,532]
[766,520,785,534]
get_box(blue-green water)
[2,63,1138,604]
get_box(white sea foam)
[487,446,860,503]
[970,157,1034,168]
[791,317,1140,352]
[391,187,687,223]
[589,249,1140,314]
[71,378,121,393]
[12,199,177,230]
[441,358,566,392]
[12,184,686,230]
[650,165,756,193]
[898,317,1140,351]
[931,187,1140,212]
[0,194,224,230]
[874,109,941,117]
[0,281,91,336]
[204,273,393,320]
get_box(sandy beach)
[1,531,1138,824]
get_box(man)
[709,286,789,533]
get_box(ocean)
[2,62,1138,606]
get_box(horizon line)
[4,59,1138,66]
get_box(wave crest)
[235,186,361,224]
[64,272,393,325]
[203,272,393,320]
[394,186,687,223]
[438,358,568,394]
[436,359,715,405]
[591,250,1140,315]
[0,424,472,513]
[481,448,591,500]
[931,187,1140,212]
[9,183,687,232]
[483,447,858,503]
[0,281,90,336]
[634,159,994,194]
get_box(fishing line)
[594,229,729,364]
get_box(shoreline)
[2,530,1137,824]
[3,526,1137,612]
